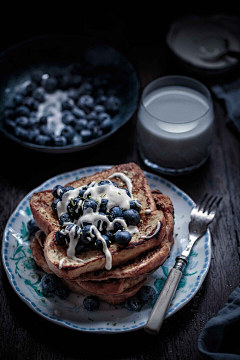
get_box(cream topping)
[56,172,140,270]
[140,221,161,239]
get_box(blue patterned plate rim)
[1,165,211,333]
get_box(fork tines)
[196,193,223,215]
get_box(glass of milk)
[137,75,214,175]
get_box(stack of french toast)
[30,162,174,305]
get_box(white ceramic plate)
[2,166,211,333]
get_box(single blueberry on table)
[83,295,100,311]
[115,230,132,245]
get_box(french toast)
[30,163,167,279]
[29,163,174,304]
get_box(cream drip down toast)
[30,163,174,304]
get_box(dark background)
[0,5,240,360]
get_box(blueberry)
[55,230,69,246]
[65,224,80,239]
[59,213,72,225]
[109,206,123,220]
[25,81,37,95]
[100,118,113,134]
[81,225,96,245]
[99,198,108,213]
[62,112,76,126]
[22,97,39,110]
[129,200,142,212]
[31,70,44,85]
[39,116,47,125]
[15,116,29,127]
[59,73,72,90]
[15,105,30,117]
[72,107,86,119]
[103,230,115,242]
[2,108,15,119]
[13,93,24,105]
[61,186,75,199]
[67,197,82,219]
[113,218,125,232]
[51,198,60,214]
[78,186,89,198]
[75,239,85,254]
[14,126,29,140]
[124,298,139,311]
[94,234,110,250]
[74,119,88,132]
[97,180,111,186]
[96,95,107,106]
[94,104,105,113]
[62,99,74,111]
[52,135,67,147]
[33,87,45,102]
[123,209,140,226]
[105,95,121,115]
[27,219,39,236]
[52,184,64,198]
[77,95,94,113]
[97,213,108,232]
[111,181,118,188]
[68,89,80,101]
[80,129,93,142]
[98,112,111,123]
[86,111,98,121]
[55,286,69,300]
[83,199,98,212]
[43,77,58,93]
[83,296,100,311]
[27,128,40,142]
[41,274,60,293]
[61,125,75,143]
[138,286,156,303]
[35,134,51,146]
[78,82,93,96]
[115,230,132,244]
[122,188,131,197]
[40,125,54,137]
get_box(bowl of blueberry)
[0,35,140,153]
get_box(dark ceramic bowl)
[0,35,141,153]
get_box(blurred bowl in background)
[0,35,141,153]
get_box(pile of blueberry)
[1,64,121,147]
[51,180,142,253]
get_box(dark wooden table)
[0,20,240,360]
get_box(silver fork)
[144,194,222,335]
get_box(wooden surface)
[1,15,240,360]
